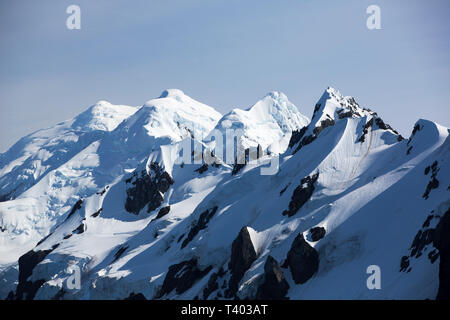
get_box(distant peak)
[93,100,112,107]
[159,89,185,99]
[264,91,287,100]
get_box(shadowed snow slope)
[0,88,449,301]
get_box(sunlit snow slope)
[0,88,448,300]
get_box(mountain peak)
[71,101,138,132]
[159,89,186,100]
[210,91,309,153]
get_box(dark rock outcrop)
[310,226,326,242]
[181,206,218,249]
[16,248,54,300]
[91,208,102,218]
[227,226,258,296]
[313,118,335,136]
[124,162,174,215]
[358,118,373,143]
[400,212,442,274]
[195,164,209,174]
[433,207,450,300]
[423,161,440,199]
[288,127,307,149]
[283,233,319,284]
[154,206,171,220]
[407,123,422,147]
[203,272,219,299]
[72,222,86,234]
[282,172,319,217]
[157,258,212,298]
[66,199,83,220]
[113,245,129,262]
[400,256,410,272]
[256,255,290,300]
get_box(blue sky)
[0,0,449,152]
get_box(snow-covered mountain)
[0,87,449,300]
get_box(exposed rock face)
[313,118,335,136]
[66,199,83,219]
[358,118,373,143]
[400,212,441,273]
[194,164,209,174]
[203,272,219,299]
[423,161,440,199]
[310,226,326,242]
[124,162,174,215]
[181,206,218,249]
[91,208,102,218]
[157,258,212,298]
[231,145,263,175]
[113,245,128,262]
[433,207,450,300]
[227,226,258,296]
[72,221,86,234]
[288,127,307,149]
[256,255,290,300]
[282,172,319,217]
[283,233,319,284]
[16,248,54,300]
[154,206,171,220]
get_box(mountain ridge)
[0,87,448,300]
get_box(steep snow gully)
[0,87,449,300]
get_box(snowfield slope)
[0,87,449,300]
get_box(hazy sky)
[0,0,449,152]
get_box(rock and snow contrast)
[0,87,449,300]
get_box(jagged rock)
[16,248,54,300]
[232,148,250,175]
[407,123,422,146]
[181,206,218,249]
[288,127,307,149]
[310,226,326,242]
[283,233,319,284]
[72,222,86,234]
[375,117,397,134]
[400,256,410,272]
[313,118,335,135]
[407,146,413,155]
[423,161,440,199]
[195,164,209,174]
[91,208,102,218]
[66,199,83,219]
[227,226,258,296]
[157,258,212,297]
[113,245,128,262]
[358,118,373,143]
[256,255,290,300]
[282,172,319,217]
[433,207,450,300]
[154,206,171,220]
[279,183,291,196]
[203,272,219,299]
[124,162,174,215]
[410,229,434,258]
[124,292,146,300]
